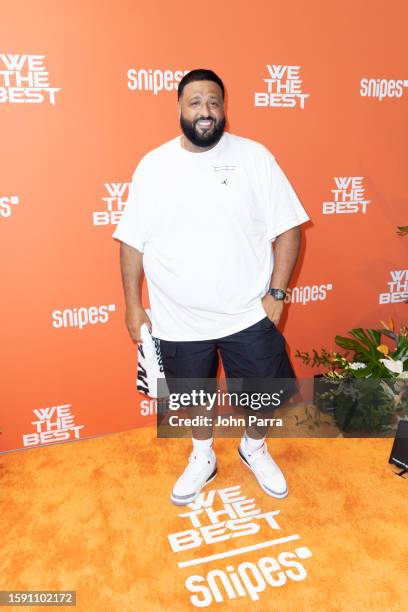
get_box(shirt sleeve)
[261,147,310,242]
[111,157,151,253]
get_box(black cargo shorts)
[158,316,298,413]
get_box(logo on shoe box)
[322,177,371,215]
[254,64,310,109]
[51,304,116,329]
[0,194,20,218]
[137,342,150,396]
[92,182,130,226]
[22,403,85,447]
[137,337,165,397]
[167,484,313,606]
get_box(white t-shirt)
[112,132,310,341]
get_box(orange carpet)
[1,427,407,611]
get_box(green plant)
[296,321,408,433]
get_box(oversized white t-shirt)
[112,132,310,341]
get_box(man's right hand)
[125,307,152,343]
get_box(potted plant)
[295,321,408,435]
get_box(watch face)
[270,289,285,300]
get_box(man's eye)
[190,101,199,106]
[210,101,219,107]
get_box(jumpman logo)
[221,178,228,186]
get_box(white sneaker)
[238,441,288,498]
[171,448,217,506]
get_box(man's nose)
[199,101,212,116]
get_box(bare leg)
[188,402,215,440]
[244,413,269,441]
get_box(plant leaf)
[365,328,382,345]
[350,328,378,349]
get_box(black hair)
[177,68,225,100]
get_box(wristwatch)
[268,288,286,300]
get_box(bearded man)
[113,68,310,505]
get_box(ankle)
[192,437,214,455]
[242,433,265,453]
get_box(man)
[112,68,310,505]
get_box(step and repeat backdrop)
[1,1,406,452]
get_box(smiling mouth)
[195,119,214,129]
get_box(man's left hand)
[261,293,285,326]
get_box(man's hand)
[125,307,152,343]
[261,293,285,326]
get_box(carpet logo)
[379,270,408,304]
[0,194,19,218]
[360,77,408,100]
[168,485,312,606]
[322,177,371,215]
[127,68,190,95]
[285,283,333,305]
[93,182,130,226]
[254,65,310,109]
[0,54,61,105]
[22,403,85,447]
[52,304,116,329]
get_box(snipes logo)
[0,195,19,218]
[52,304,116,329]
[127,68,189,95]
[323,177,371,215]
[255,65,310,109]
[360,78,408,101]
[167,485,313,607]
[285,283,333,305]
[0,54,61,105]
[379,270,408,304]
[92,182,130,226]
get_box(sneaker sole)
[237,447,288,499]
[170,466,218,506]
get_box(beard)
[180,113,225,148]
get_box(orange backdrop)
[1,0,407,453]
